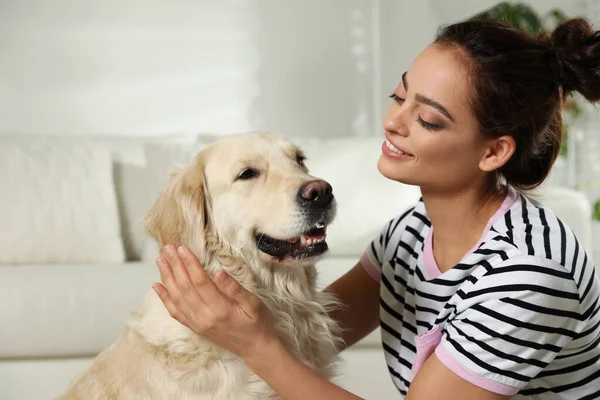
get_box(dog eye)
[237,168,259,181]
[296,154,306,166]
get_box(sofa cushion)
[98,134,202,261]
[0,133,197,261]
[0,257,365,359]
[60,134,202,261]
[0,263,158,358]
[0,139,125,263]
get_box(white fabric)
[0,140,125,263]
[91,134,198,260]
[0,348,400,400]
[0,133,201,261]
[0,358,96,400]
[0,262,158,358]
[0,257,374,359]
[295,137,422,257]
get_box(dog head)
[145,131,336,267]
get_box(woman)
[152,18,600,399]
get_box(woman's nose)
[383,105,410,137]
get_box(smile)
[384,139,414,157]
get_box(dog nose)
[298,180,333,207]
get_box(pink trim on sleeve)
[435,343,520,396]
[360,252,381,283]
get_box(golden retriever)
[59,131,342,400]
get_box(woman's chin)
[377,155,416,184]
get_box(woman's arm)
[152,245,367,400]
[245,338,364,400]
[405,354,510,400]
[325,262,380,350]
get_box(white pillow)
[0,133,198,261]
[0,140,125,264]
[94,134,199,261]
[295,136,422,257]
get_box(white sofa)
[0,133,595,400]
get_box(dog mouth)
[255,223,328,261]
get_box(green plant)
[593,199,600,221]
[468,2,581,157]
[469,2,568,34]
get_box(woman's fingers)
[214,271,262,313]
[173,246,231,311]
[152,282,191,327]
[158,245,232,329]
[162,245,204,305]
[156,255,196,316]
[152,247,278,359]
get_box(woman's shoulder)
[492,190,592,271]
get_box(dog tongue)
[287,237,300,243]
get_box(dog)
[59,131,343,400]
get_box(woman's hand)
[152,244,278,361]
[153,245,365,400]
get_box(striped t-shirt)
[361,187,600,398]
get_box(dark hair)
[434,18,600,191]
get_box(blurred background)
[1,1,599,399]
[1,0,599,204]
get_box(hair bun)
[550,18,600,100]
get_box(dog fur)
[59,131,343,400]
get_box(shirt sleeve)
[435,255,584,395]
[360,205,416,283]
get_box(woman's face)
[377,44,490,193]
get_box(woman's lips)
[382,139,414,159]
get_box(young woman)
[152,17,600,399]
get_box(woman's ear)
[479,135,516,172]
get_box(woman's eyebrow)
[402,71,455,122]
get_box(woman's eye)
[417,117,443,132]
[237,168,259,180]
[389,93,405,103]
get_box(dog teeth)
[299,234,326,247]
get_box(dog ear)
[144,153,211,258]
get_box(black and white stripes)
[362,190,600,398]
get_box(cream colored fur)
[59,131,343,400]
